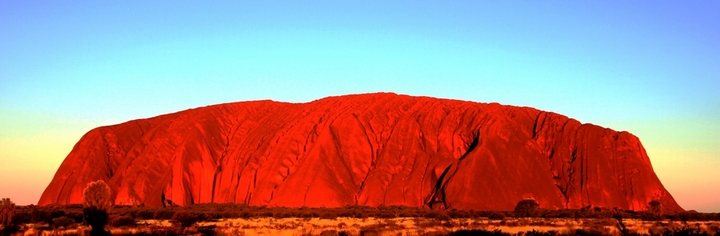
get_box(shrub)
[488,213,505,220]
[65,210,84,222]
[320,212,338,219]
[10,211,30,226]
[648,199,663,216]
[513,199,539,217]
[338,211,353,217]
[660,226,704,236]
[134,209,155,219]
[378,212,395,219]
[398,211,419,218]
[448,210,468,218]
[0,198,15,230]
[109,214,136,227]
[52,216,76,229]
[30,207,52,223]
[353,211,368,218]
[435,212,451,221]
[171,211,200,227]
[239,211,253,219]
[153,209,176,219]
[147,225,184,235]
[259,211,274,217]
[557,210,573,218]
[639,211,662,221]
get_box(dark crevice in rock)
[556,184,569,207]
[532,112,544,139]
[426,164,453,209]
[352,116,376,205]
[458,131,480,161]
[102,132,115,179]
[571,148,578,163]
[427,130,481,209]
[211,168,220,202]
[213,119,238,202]
[189,190,195,205]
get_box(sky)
[1,1,718,212]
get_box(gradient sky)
[1,1,718,212]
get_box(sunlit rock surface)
[39,93,682,211]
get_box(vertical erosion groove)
[532,112,542,139]
[426,130,481,209]
[458,131,480,161]
[425,164,453,209]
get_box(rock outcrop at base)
[39,93,682,211]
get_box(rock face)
[39,93,682,211]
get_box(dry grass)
[8,217,720,235]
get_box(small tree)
[514,199,540,217]
[83,180,111,236]
[84,181,112,210]
[648,199,663,216]
[0,198,16,230]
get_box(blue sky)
[1,1,719,211]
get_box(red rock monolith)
[39,93,683,211]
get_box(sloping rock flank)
[39,93,682,211]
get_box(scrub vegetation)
[0,200,718,235]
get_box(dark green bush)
[10,211,29,226]
[29,207,52,223]
[109,214,136,227]
[171,211,200,227]
[134,209,155,219]
[513,199,539,217]
[378,212,395,219]
[153,209,175,219]
[488,213,505,220]
[320,212,338,219]
[52,216,76,229]
[435,212,451,221]
[448,210,468,218]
